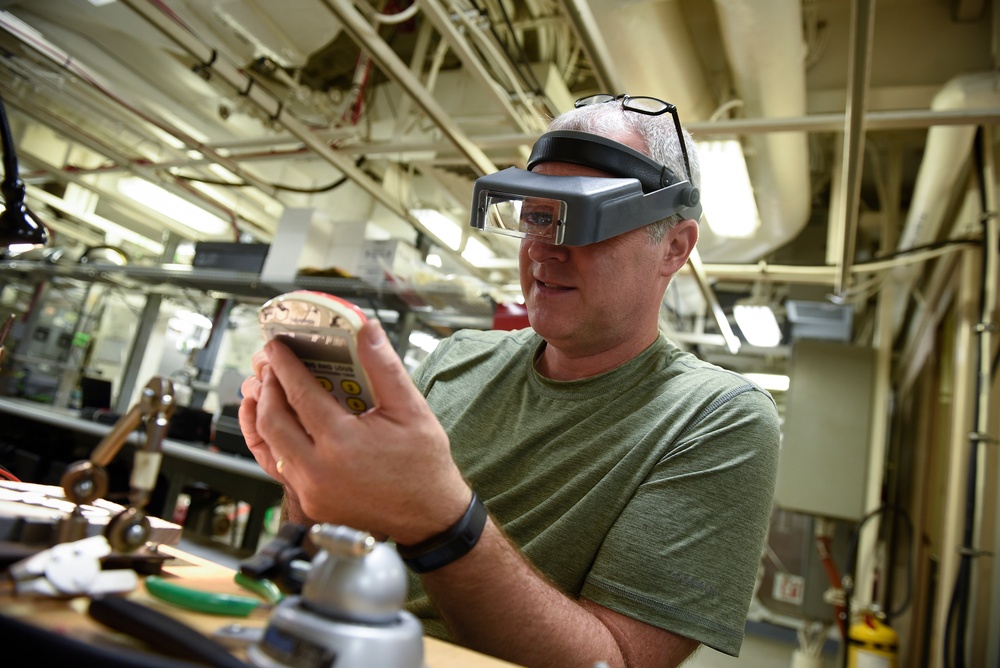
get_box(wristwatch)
[396,491,488,574]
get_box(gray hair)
[545,102,701,243]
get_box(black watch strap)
[396,491,488,574]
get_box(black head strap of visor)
[527,130,698,206]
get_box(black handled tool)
[88,594,252,668]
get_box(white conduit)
[320,0,498,176]
[415,0,541,134]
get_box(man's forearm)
[419,519,627,668]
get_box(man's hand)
[238,349,285,479]
[243,319,471,545]
[238,319,700,668]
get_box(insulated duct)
[583,0,716,120]
[890,71,1000,339]
[702,0,812,264]
[582,0,810,265]
[576,0,810,350]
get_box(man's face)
[518,134,674,356]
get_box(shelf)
[0,260,496,329]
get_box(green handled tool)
[145,572,282,617]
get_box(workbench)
[0,542,520,667]
[0,397,282,553]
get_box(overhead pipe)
[118,0,499,281]
[196,107,1000,164]
[554,0,621,93]
[0,85,274,242]
[695,241,970,286]
[319,0,498,177]
[438,0,545,132]
[833,0,877,296]
[37,102,1000,181]
[687,248,741,354]
[566,0,812,332]
[947,124,998,665]
[688,107,1000,135]
[705,0,812,264]
[570,0,810,351]
[0,16,276,240]
[411,0,524,125]
[888,71,1000,339]
[838,0,887,626]
[420,0,547,133]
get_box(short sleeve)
[580,387,779,656]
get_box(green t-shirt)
[405,328,779,656]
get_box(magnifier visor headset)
[470,130,701,246]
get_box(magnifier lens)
[482,193,566,244]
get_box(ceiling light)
[744,373,790,392]
[26,183,165,255]
[698,139,760,239]
[733,302,782,347]
[461,235,495,264]
[411,208,461,251]
[117,177,230,236]
[409,330,441,354]
[169,309,214,330]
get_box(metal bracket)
[958,546,994,558]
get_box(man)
[240,94,780,668]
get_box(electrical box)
[774,340,876,521]
[758,508,852,622]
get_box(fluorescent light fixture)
[117,177,230,236]
[461,235,495,264]
[207,164,241,183]
[409,330,441,354]
[744,373,790,392]
[411,208,461,251]
[698,139,761,239]
[170,309,214,329]
[25,183,165,254]
[733,303,782,347]
[412,208,497,266]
